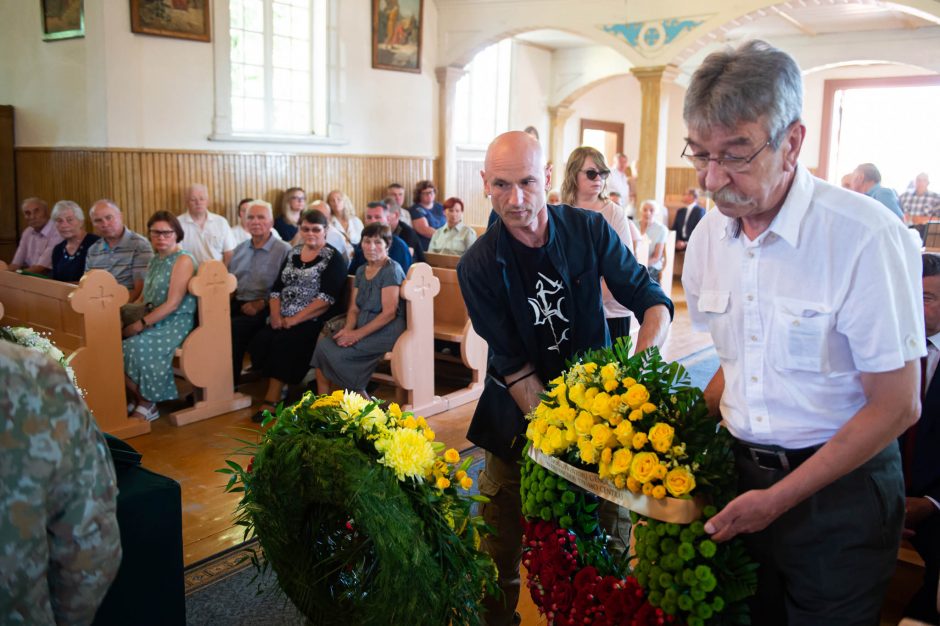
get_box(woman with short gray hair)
[51,200,99,282]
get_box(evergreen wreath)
[220,390,496,626]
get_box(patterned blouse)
[270,243,348,318]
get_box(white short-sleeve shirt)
[179,212,237,264]
[682,165,925,448]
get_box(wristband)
[506,371,536,389]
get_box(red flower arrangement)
[522,519,674,626]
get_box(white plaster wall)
[0,0,101,146]
[561,75,641,165]
[0,0,440,156]
[509,41,551,139]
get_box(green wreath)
[221,392,495,626]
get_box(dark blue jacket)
[903,370,940,503]
[457,204,673,459]
[348,235,412,276]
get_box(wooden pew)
[0,261,149,439]
[369,262,447,416]
[169,260,252,426]
[430,266,488,409]
[424,252,459,269]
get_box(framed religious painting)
[41,0,84,41]
[130,0,211,42]
[372,0,423,73]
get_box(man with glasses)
[681,40,924,625]
[458,130,673,625]
[85,200,153,302]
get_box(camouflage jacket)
[0,342,121,625]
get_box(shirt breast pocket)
[697,290,737,360]
[771,297,831,372]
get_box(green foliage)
[221,395,495,626]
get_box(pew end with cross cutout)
[0,261,150,439]
[169,259,252,426]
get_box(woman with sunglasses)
[121,210,197,421]
[561,146,642,341]
[247,209,348,422]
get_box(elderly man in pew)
[122,211,197,422]
[386,182,412,227]
[313,222,407,398]
[178,183,236,267]
[348,200,412,275]
[50,200,99,282]
[8,197,62,275]
[248,210,348,423]
[85,199,154,302]
[387,198,425,263]
[228,200,291,386]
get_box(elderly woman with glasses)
[50,200,99,282]
[121,210,198,421]
[248,209,348,422]
[561,146,642,340]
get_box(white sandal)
[132,403,160,422]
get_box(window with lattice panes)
[228,0,327,136]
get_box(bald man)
[457,131,673,625]
[178,184,236,266]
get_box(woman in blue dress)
[122,210,197,422]
[312,222,406,397]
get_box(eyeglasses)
[300,226,325,233]
[580,169,610,181]
[680,139,774,173]
[149,229,176,238]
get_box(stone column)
[548,105,575,180]
[629,65,678,206]
[435,66,467,197]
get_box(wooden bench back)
[424,252,459,269]
[0,261,149,439]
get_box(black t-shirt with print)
[506,234,571,382]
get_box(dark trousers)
[906,511,940,623]
[606,316,631,344]
[735,442,904,626]
[230,305,268,385]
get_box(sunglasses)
[580,168,610,181]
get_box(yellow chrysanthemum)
[626,476,643,493]
[360,406,388,432]
[613,475,627,489]
[388,403,403,419]
[632,432,649,449]
[630,451,660,483]
[402,416,418,429]
[444,448,460,464]
[339,390,370,416]
[642,482,655,496]
[654,463,668,480]
[377,427,437,482]
[651,485,667,500]
[648,422,675,454]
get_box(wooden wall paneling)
[0,106,16,262]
